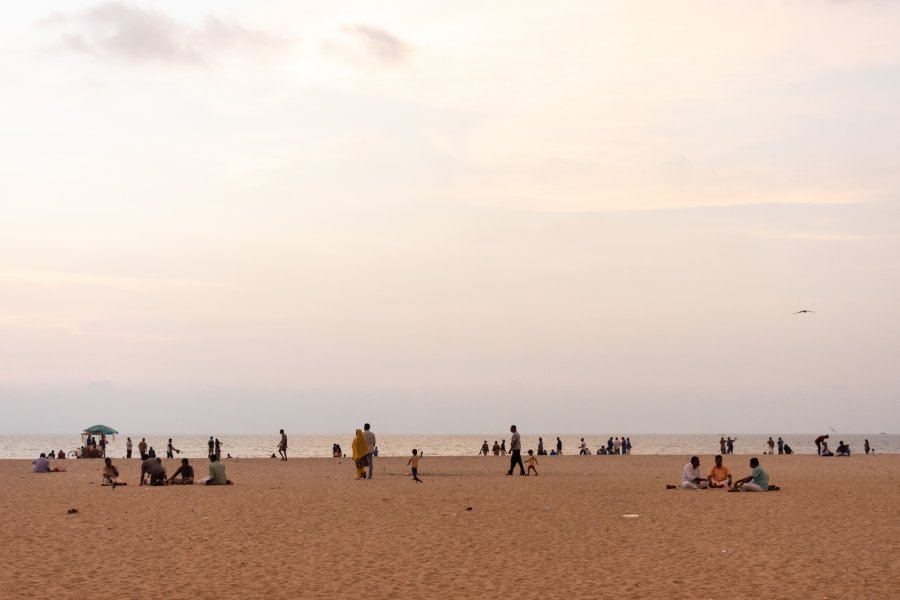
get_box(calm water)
[1,433,896,460]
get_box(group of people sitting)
[679,455,778,492]
[45,449,67,459]
[99,455,234,487]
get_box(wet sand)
[1,454,898,599]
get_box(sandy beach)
[2,454,898,599]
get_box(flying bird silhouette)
[794,310,815,314]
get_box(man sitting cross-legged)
[707,454,733,488]
[169,458,195,485]
[681,456,709,489]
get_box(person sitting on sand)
[48,450,56,459]
[681,456,708,489]
[408,449,423,482]
[526,450,539,475]
[205,455,233,485]
[33,453,65,473]
[836,441,850,457]
[707,455,732,488]
[57,450,66,460]
[783,443,793,455]
[820,441,834,457]
[102,458,126,486]
[169,458,195,485]
[147,446,157,459]
[352,429,369,480]
[731,457,769,492]
[140,457,167,486]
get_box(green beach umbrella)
[82,424,119,436]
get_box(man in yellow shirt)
[707,454,732,488]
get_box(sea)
[0,433,896,460]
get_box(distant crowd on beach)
[479,435,634,457]
[32,427,881,488]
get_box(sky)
[1,0,899,434]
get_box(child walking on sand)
[526,449,539,475]
[408,449,423,482]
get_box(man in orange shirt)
[707,454,732,488]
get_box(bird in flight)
[794,310,815,314]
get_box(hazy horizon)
[3,1,900,434]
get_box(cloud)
[338,24,411,65]
[40,3,287,66]
[753,232,869,242]
[0,270,215,291]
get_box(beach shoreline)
[2,454,898,599]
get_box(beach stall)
[76,424,119,459]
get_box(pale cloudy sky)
[1,1,899,434]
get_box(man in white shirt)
[363,423,376,479]
[507,425,526,476]
[681,456,709,489]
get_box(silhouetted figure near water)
[507,425,525,476]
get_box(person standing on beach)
[500,440,507,455]
[126,437,133,459]
[537,437,544,456]
[363,423,376,479]
[480,441,490,456]
[99,434,108,458]
[493,441,500,455]
[767,437,775,455]
[138,438,148,461]
[167,438,180,459]
[626,438,632,455]
[525,450,538,475]
[507,425,526,476]
[777,437,784,454]
[556,437,562,455]
[614,437,621,455]
[208,436,215,458]
[408,449,423,482]
[214,438,222,460]
[814,435,829,456]
[865,439,871,454]
[278,429,288,461]
[352,429,369,480]
[726,437,736,455]
[719,437,727,454]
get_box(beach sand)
[1,454,898,599]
